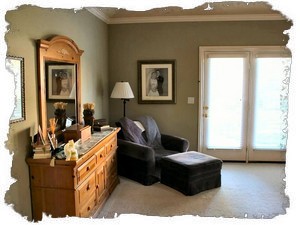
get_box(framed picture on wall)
[47,64,76,100]
[138,60,176,104]
[6,55,26,123]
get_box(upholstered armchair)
[116,116,189,185]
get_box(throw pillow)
[118,117,147,145]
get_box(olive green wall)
[108,20,291,150]
[5,5,108,220]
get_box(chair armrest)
[161,134,189,152]
[117,139,155,162]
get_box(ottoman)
[160,151,222,196]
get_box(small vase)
[83,109,95,133]
[54,109,66,130]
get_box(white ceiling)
[86,2,287,24]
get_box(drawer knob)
[87,206,90,211]
[31,176,35,180]
[100,154,103,158]
[86,166,90,171]
[86,184,90,190]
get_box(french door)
[199,46,291,162]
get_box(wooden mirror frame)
[37,35,84,139]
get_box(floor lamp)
[110,81,134,117]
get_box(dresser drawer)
[106,136,117,155]
[76,155,96,184]
[78,195,96,218]
[77,172,96,205]
[95,146,106,165]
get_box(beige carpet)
[96,162,288,219]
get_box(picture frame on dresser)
[138,60,176,104]
[6,55,26,123]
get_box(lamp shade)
[110,82,134,99]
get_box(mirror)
[37,35,84,139]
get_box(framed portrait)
[6,55,26,123]
[47,64,76,100]
[138,60,176,104]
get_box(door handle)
[203,106,208,118]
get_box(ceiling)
[86,1,288,24]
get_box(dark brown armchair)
[116,116,189,185]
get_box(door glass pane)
[252,57,291,150]
[206,57,245,149]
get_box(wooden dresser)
[26,128,120,221]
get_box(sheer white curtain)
[252,57,291,150]
[206,57,246,149]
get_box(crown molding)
[108,14,286,24]
[86,8,287,24]
[86,7,110,24]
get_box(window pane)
[206,57,245,149]
[252,57,291,150]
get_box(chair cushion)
[154,148,179,166]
